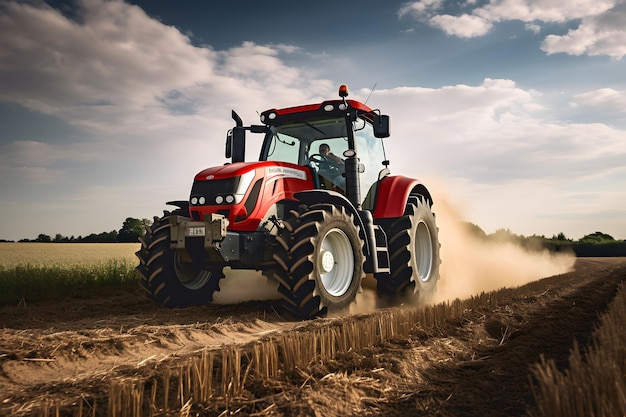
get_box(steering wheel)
[309,153,329,164]
[309,153,339,172]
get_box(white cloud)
[0,0,332,134]
[525,22,541,34]
[570,88,626,115]
[219,41,303,86]
[399,0,616,26]
[0,0,215,112]
[474,0,616,23]
[429,14,493,38]
[541,2,626,59]
[0,138,136,194]
[364,80,624,182]
[398,0,626,58]
[0,139,100,170]
[398,0,444,18]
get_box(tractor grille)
[190,178,240,205]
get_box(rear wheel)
[135,210,224,307]
[375,196,440,303]
[273,204,365,319]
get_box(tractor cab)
[229,85,391,210]
[263,114,388,206]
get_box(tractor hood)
[194,161,274,181]
[193,160,311,185]
[189,160,314,226]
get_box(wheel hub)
[174,253,212,290]
[321,250,335,273]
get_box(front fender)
[372,175,433,219]
[294,189,355,211]
[293,189,371,256]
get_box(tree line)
[465,225,626,257]
[4,219,625,256]
[14,218,152,243]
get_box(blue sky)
[0,0,625,241]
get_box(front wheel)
[273,204,365,319]
[375,196,440,303]
[135,210,224,307]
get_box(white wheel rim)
[415,220,434,282]
[174,254,212,290]
[319,228,354,297]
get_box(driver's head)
[319,143,330,155]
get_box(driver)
[319,143,343,166]
[317,143,345,191]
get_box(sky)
[0,0,625,242]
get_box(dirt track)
[1,257,625,416]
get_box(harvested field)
[0,243,139,268]
[0,257,624,416]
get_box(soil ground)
[1,257,625,416]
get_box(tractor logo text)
[267,167,307,180]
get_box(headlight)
[234,170,256,204]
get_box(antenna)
[364,82,377,105]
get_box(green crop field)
[0,242,140,305]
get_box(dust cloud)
[354,182,576,313]
[431,187,576,303]
[211,269,280,304]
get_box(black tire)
[272,204,365,319]
[135,210,225,308]
[375,196,440,303]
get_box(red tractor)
[136,85,440,319]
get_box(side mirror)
[225,130,233,159]
[373,114,390,138]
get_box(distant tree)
[553,232,571,241]
[118,217,150,242]
[579,231,615,244]
[36,233,52,242]
[105,230,118,242]
[80,230,117,243]
[464,222,487,239]
[81,233,98,243]
[490,228,520,242]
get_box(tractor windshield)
[261,117,348,165]
[260,115,388,207]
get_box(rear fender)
[372,176,433,219]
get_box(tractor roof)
[259,99,375,126]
